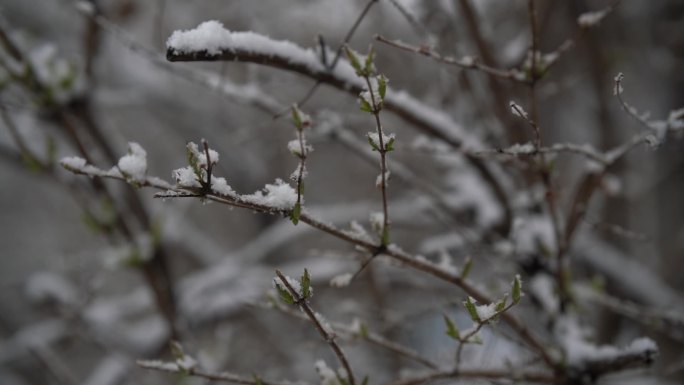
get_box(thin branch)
[63,160,556,368]
[275,270,356,385]
[165,28,513,235]
[375,35,525,83]
[263,300,439,370]
[276,0,379,115]
[137,360,307,385]
[381,367,555,385]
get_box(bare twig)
[137,360,308,385]
[375,35,525,83]
[62,160,556,368]
[275,270,356,385]
[275,0,379,116]
[264,300,439,369]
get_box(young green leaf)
[361,376,369,385]
[512,274,523,304]
[381,226,390,246]
[377,74,387,100]
[359,98,373,113]
[275,281,295,305]
[495,294,508,313]
[290,202,301,225]
[464,296,480,323]
[359,321,369,339]
[460,256,473,279]
[367,135,380,151]
[345,46,362,74]
[301,268,311,299]
[443,314,460,340]
[252,374,263,385]
[364,46,376,74]
[292,105,303,130]
[385,137,395,152]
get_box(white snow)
[167,21,234,56]
[475,301,498,321]
[375,171,390,188]
[577,9,610,28]
[315,360,340,385]
[241,179,297,210]
[506,142,536,154]
[367,131,395,150]
[117,142,147,181]
[287,139,313,156]
[273,274,309,298]
[25,271,78,306]
[137,360,180,372]
[436,251,458,275]
[60,156,87,170]
[81,354,129,385]
[314,311,334,335]
[176,355,197,371]
[330,273,353,288]
[530,274,559,314]
[613,72,624,96]
[510,101,528,119]
[211,177,236,196]
[172,166,201,188]
[369,212,385,233]
[557,316,658,367]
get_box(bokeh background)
[1,1,683,384]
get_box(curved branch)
[165,30,512,234]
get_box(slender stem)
[275,270,356,385]
[275,0,378,116]
[375,35,524,83]
[364,76,390,245]
[64,161,557,369]
[137,360,307,385]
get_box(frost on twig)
[557,317,658,378]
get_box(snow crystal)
[344,221,375,244]
[167,21,233,56]
[167,21,336,82]
[613,72,624,96]
[117,142,147,181]
[314,311,334,335]
[176,355,197,371]
[557,316,658,367]
[287,139,313,156]
[241,179,297,209]
[509,101,528,119]
[81,355,129,385]
[172,166,201,188]
[273,274,307,298]
[668,107,684,131]
[75,1,95,16]
[475,301,498,321]
[348,318,363,335]
[436,251,458,275]
[187,142,219,167]
[367,131,395,150]
[330,273,353,288]
[211,177,236,196]
[315,360,340,385]
[375,171,390,188]
[137,360,179,372]
[369,212,385,233]
[577,9,609,28]
[530,274,559,314]
[25,271,78,306]
[60,156,87,170]
[507,142,535,154]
